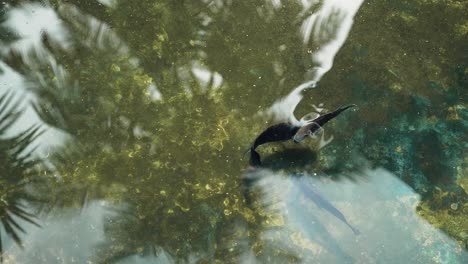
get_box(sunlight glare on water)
[0,0,466,263]
[266,0,364,124]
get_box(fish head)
[293,122,321,143]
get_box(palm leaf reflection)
[0,1,364,262]
[0,92,43,261]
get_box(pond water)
[0,0,467,263]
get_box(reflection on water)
[0,0,467,263]
[245,168,466,263]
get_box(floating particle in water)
[111,64,120,72]
[450,203,458,210]
[459,231,468,240]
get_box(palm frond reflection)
[0,92,44,261]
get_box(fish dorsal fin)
[300,112,320,123]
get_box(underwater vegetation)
[310,0,468,248]
[0,0,466,262]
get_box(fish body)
[293,104,356,143]
[247,104,355,166]
[252,122,299,150]
[247,122,299,166]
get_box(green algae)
[417,198,468,249]
[0,0,467,262]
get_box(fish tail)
[338,104,357,112]
[331,104,356,118]
[249,148,262,167]
[315,104,356,127]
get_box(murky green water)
[0,0,467,263]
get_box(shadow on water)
[257,146,370,183]
[260,147,319,172]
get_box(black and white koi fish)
[246,104,356,166]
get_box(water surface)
[0,0,466,263]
